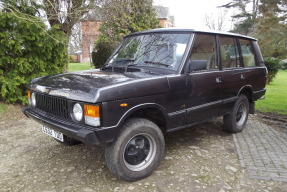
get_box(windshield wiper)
[101,64,141,73]
[117,58,136,62]
[127,64,138,67]
[144,61,172,67]
[101,65,110,70]
[124,64,141,72]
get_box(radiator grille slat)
[35,93,69,120]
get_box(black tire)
[54,135,82,146]
[223,94,249,133]
[105,118,165,181]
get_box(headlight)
[72,103,83,122]
[84,104,100,126]
[31,92,36,107]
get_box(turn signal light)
[27,90,31,99]
[84,104,100,117]
[84,104,100,126]
[120,103,128,107]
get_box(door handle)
[241,74,245,79]
[216,77,222,83]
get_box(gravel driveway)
[1,112,287,192]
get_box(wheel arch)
[118,103,168,133]
[238,85,253,102]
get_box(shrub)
[280,60,287,70]
[93,0,160,69]
[69,55,78,63]
[264,57,281,83]
[0,12,68,104]
[92,41,118,68]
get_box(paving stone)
[272,177,287,182]
[249,176,270,180]
[233,116,287,182]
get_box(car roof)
[125,28,257,40]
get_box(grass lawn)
[69,63,94,72]
[256,70,287,115]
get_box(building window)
[89,44,94,53]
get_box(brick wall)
[81,21,102,63]
[158,19,173,28]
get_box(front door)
[184,34,222,124]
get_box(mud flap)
[249,102,255,114]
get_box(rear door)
[218,36,246,115]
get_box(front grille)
[35,93,69,120]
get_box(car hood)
[29,69,170,103]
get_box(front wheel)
[223,95,249,133]
[105,118,165,181]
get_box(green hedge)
[280,61,287,70]
[264,57,281,83]
[92,41,118,68]
[0,12,68,104]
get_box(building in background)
[80,11,102,63]
[78,6,174,63]
[154,6,174,28]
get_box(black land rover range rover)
[23,28,267,181]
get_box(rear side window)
[239,39,256,67]
[219,36,240,68]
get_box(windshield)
[106,33,191,71]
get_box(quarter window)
[239,39,256,67]
[219,36,240,68]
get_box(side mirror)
[185,60,207,73]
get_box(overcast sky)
[154,0,236,31]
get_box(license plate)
[42,125,64,142]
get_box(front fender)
[117,103,168,128]
[99,101,169,143]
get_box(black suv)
[23,28,267,181]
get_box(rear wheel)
[224,95,249,133]
[105,118,165,181]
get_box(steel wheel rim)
[236,102,247,126]
[123,133,156,172]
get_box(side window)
[188,34,217,71]
[239,39,256,67]
[219,36,240,68]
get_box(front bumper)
[22,107,117,145]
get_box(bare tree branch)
[42,0,101,38]
[204,9,228,31]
